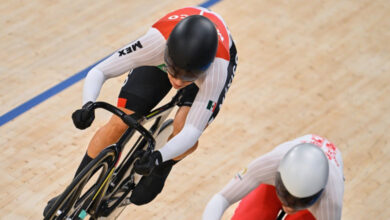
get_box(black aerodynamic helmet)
[165,15,218,81]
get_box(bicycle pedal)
[119,184,130,192]
[119,198,132,207]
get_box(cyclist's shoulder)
[151,7,202,39]
[152,7,229,39]
[154,6,222,23]
[309,186,343,219]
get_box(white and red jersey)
[152,7,231,61]
[203,134,344,220]
[82,7,235,162]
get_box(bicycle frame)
[84,90,183,218]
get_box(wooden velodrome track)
[1,0,389,219]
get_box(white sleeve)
[158,59,229,161]
[158,124,202,162]
[186,58,229,130]
[201,138,302,219]
[219,144,291,204]
[200,148,286,220]
[202,194,230,220]
[82,27,166,104]
[82,68,106,104]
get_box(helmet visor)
[275,172,323,211]
[164,48,205,82]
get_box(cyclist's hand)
[72,101,95,129]
[134,151,163,176]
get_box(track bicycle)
[44,91,183,220]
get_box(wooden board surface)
[1,0,389,219]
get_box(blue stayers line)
[199,0,221,8]
[0,63,98,127]
[0,0,221,127]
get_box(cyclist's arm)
[202,194,230,220]
[82,28,165,104]
[202,145,289,220]
[158,58,229,161]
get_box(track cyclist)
[44,6,237,216]
[203,134,344,220]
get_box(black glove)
[134,151,163,176]
[72,101,95,129]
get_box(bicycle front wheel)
[44,149,116,220]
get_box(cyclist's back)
[203,134,344,220]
